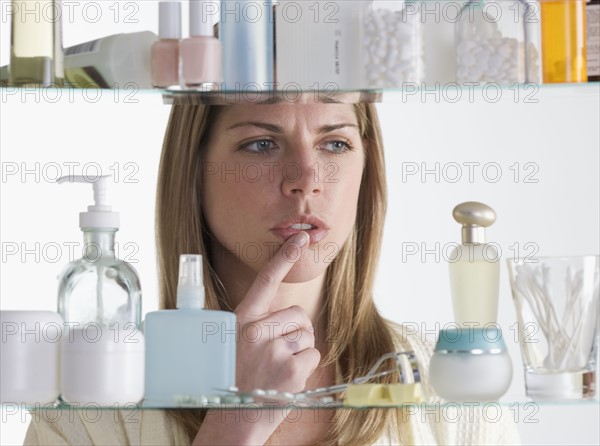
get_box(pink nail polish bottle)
[181,0,222,90]
[151,1,181,89]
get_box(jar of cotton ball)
[363,1,424,88]
[455,0,541,84]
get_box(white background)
[1,1,599,445]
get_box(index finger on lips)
[235,231,309,318]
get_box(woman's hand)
[234,231,321,393]
[193,231,320,446]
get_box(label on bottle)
[64,38,102,56]
[65,66,109,88]
[588,0,600,79]
[275,1,363,90]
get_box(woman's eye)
[321,140,353,154]
[240,139,277,154]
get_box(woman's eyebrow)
[227,122,359,134]
[317,123,359,134]
[227,121,284,132]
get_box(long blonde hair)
[156,103,404,445]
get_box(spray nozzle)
[57,175,120,229]
[177,254,205,309]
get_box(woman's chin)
[282,257,331,284]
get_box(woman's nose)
[281,152,323,198]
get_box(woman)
[25,99,519,445]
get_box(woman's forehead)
[215,102,359,128]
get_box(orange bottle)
[541,0,588,83]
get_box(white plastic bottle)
[144,254,237,406]
[56,175,144,406]
[448,202,500,327]
[64,31,157,88]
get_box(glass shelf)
[1,82,598,105]
[3,399,598,411]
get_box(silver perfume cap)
[453,202,496,244]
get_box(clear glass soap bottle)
[56,175,144,406]
[144,254,237,406]
[56,175,141,327]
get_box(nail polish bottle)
[152,1,182,89]
[181,0,222,90]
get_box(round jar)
[1,311,63,405]
[430,327,512,402]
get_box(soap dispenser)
[448,201,500,327]
[56,175,144,406]
[144,254,237,406]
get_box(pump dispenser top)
[452,201,496,244]
[57,175,119,229]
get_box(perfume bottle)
[56,175,144,406]
[144,254,236,406]
[152,1,182,88]
[181,0,222,89]
[9,0,64,86]
[448,202,500,327]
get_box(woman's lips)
[270,228,329,245]
[271,215,330,245]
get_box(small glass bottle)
[541,0,588,83]
[152,1,182,89]
[455,0,541,84]
[448,202,500,327]
[56,177,141,327]
[363,1,424,88]
[9,0,64,86]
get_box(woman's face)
[202,102,366,282]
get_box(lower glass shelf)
[3,399,598,411]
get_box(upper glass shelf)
[1,82,598,105]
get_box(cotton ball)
[461,53,476,67]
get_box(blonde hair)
[156,103,404,445]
